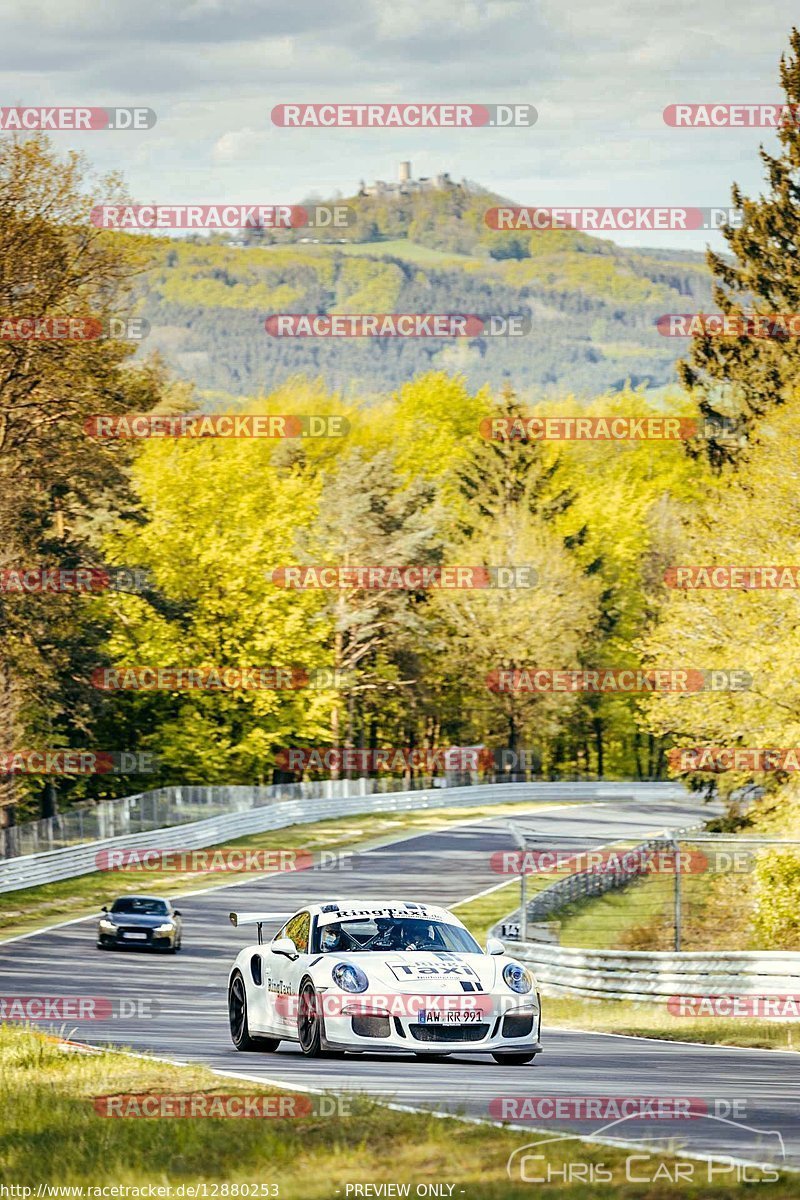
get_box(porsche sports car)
[227,900,541,1064]
[97,895,182,951]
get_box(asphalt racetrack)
[2,787,797,1172]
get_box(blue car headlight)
[332,962,369,993]
[503,963,532,994]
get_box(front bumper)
[98,926,177,950]
[320,992,542,1055]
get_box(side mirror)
[101,906,108,913]
[272,936,299,960]
[486,937,506,956]
[173,910,182,917]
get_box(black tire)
[492,1051,537,1065]
[228,971,280,1053]
[297,980,323,1057]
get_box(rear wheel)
[492,1051,537,1065]
[228,971,280,1052]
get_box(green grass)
[331,238,480,265]
[452,872,559,944]
[556,874,682,950]
[3,1026,795,1195]
[556,860,752,952]
[0,798,557,943]
[545,996,800,1053]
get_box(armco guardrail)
[507,941,800,1002]
[0,781,684,895]
[0,775,665,858]
[0,777,432,858]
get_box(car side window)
[285,911,310,953]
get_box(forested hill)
[137,182,712,400]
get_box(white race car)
[227,900,542,1064]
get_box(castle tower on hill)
[358,162,454,198]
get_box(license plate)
[123,932,148,940]
[419,1009,481,1024]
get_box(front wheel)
[492,1051,537,1065]
[228,972,280,1053]
[297,980,323,1057]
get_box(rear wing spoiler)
[229,911,294,944]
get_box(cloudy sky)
[2,0,799,251]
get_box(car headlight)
[98,919,116,932]
[153,923,175,935]
[332,962,369,993]
[503,963,532,994]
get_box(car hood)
[332,952,500,993]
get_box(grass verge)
[2,1026,795,1196]
[545,996,800,1052]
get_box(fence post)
[673,837,682,952]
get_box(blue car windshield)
[315,918,480,954]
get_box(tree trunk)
[593,716,604,779]
[0,662,19,816]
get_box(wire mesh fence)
[496,830,800,954]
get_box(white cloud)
[211,127,270,163]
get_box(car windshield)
[315,917,480,954]
[109,898,169,916]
